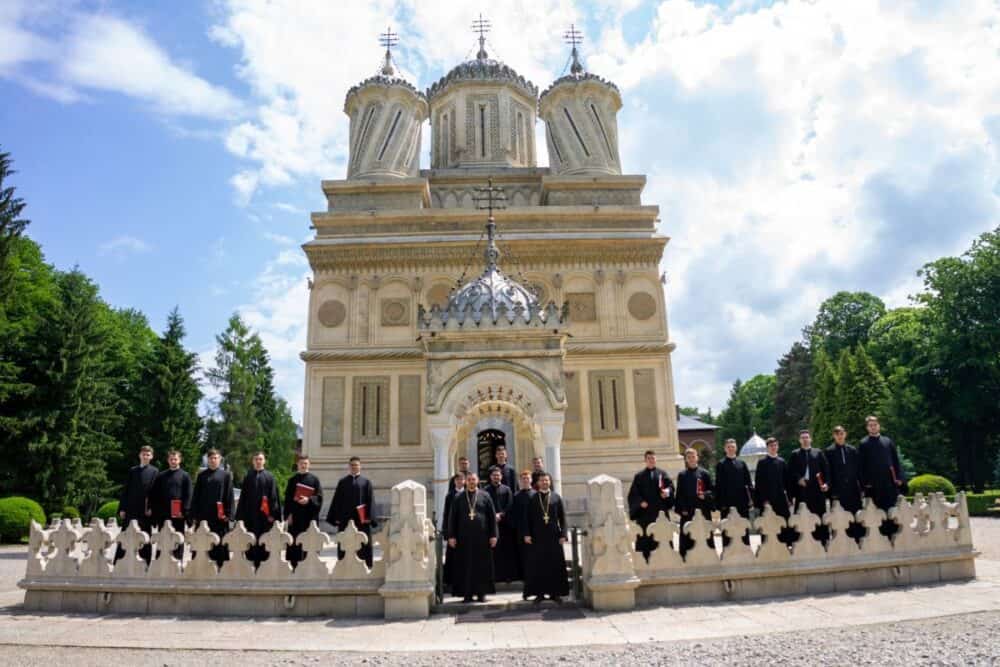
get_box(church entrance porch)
[475,427,509,480]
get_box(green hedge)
[95,501,119,521]
[908,474,956,496]
[966,491,1000,516]
[0,496,46,543]
[61,505,81,520]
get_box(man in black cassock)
[283,455,323,566]
[116,445,157,563]
[715,438,754,546]
[787,430,831,543]
[484,466,517,583]
[447,472,498,603]
[627,450,674,560]
[754,437,797,547]
[675,448,714,556]
[859,415,907,536]
[523,472,569,603]
[530,456,545,489]
[327,456,376,567]
[511,470,534,597]
[147,450,193,559]
[825,425,864,540]
[441,472,466,592]
[493,445,517,491]
[191,448,234,566]
[235,451,282,566]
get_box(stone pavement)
[1,519,999,653]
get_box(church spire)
[564,24,584,76]
[472,14,491,61]
[379,26,399,76]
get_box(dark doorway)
[477,429,506,481]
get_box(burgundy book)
[816,471,825,487]
[356,504,369,525]
[294,483,315,502]
[170,499,182,519]
[696,478,705,497]
[216,501,225,521]
[260,496,270,516]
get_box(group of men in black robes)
[627,415,908,557]
[117,448,377,570]
[444,450,568,604]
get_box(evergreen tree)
[836,346,889,441]
[773,341,813,448]
[143,308,202,475]
[0,149,30,301]
[247,337,295,481]
[809,348,839,445]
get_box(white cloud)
[98,235,152,258]
[263,231,296,246]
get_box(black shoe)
[462,596,473,603]
[476,594,486,602]
[533,595,544,604]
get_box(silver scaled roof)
[740,432,768,456]
[447,219,538,320]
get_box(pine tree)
[809,348,839,445]
[143,308,203,474]
[0,149,30,302]
[836,346,888,441]
[248,340,295,482]
[773,341,814,448]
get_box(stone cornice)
[541,175,645,192]
[311,204,659,229]
[299,340,676,362]
[566,341,677,356]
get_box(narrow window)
[480,105,487,158]
[442,113,449,164]
[547,122,564,163]
[357,106,376,154]
[591,104,614,158]
[597,379,606,431]
[516,112,524,163]
[610,378,620,430]
[361,385,368,436]
[375,385,382,436]
[563,108,590,156]
[378,110,402,161]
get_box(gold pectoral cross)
[467,492,476,520]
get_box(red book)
[260,496,270,516]
[216,501,226,521]
[356,504,369,525]
[659,474,666,490]
[696,478,705,497]
[294,483,315,502]
[170,499,183,519]
[816,471,825,487]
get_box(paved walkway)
[1,519,999,653]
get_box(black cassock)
[825,443,862,513]
[191,467,234,565]
[754,455,791,518]
[496,463,517,492]
[675,466,714,556]
[283,472,323,565]
[441,487,462,589]
[116,463,157,563]
[327,474,375,567]
[523,490,569,598]
[447,489,497,598]
[714,457,753,517]
[511,488,533,584]
[147,467,193,559]
[859,435,906,511]
[787,448,831,517]
[627,467,674,560]
[235,469,282,565]
[485,482,518,583]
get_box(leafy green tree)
[918,226,1000,491]
[805,291,886,359]
[773,341,813,448]
[716,375,775,455]
[809,348,839,445]
[142,308,202,475]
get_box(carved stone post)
[584,474,639,611]
[429,425,452,530]
[541,420,565,495]
[379,480,435,619]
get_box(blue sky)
[2,0,998,422]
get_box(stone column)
[429,424,452,530]
[584,474,639,611]
[379,480,435,619]
[541,420,564,495]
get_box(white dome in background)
[740,432,767,456]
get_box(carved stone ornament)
[381,298,410,326]
[566,292,597,322]
[317,300,347,328]
[628,292,657,320]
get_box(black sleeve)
[484,495,498,540]
[234,478,246,523]
[269,475,282,521]
[447,494,459,540]
[326,480,339,525]
[283,477,296,519]
[626,474,642,519]
[311,476,323,511]
[182,473,193,517]
[365,480,376,527]
[819,452,831,490]
[558,497,568,539]
[224,473,234,519]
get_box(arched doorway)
[476,428,506,480]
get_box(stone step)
[433,590,581,617]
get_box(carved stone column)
[379,480,435,619]
[541,420,565,495]
[429,424,453,530]
[583,474,639,611]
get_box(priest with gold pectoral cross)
[446,472,498,603]
[522,472,569,603]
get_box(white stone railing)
[19,480,435,619]
[582,474,977,610]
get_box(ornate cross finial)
[564,23,584,75]
[472,14,491,60]
[379,26,399,76]
[473,177,507,270]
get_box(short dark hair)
[206,448,221,457]
[488,465,501,474]
[349,456,361,464]
[765,437,778,444]
[139,446,153,454]
[167,449,181,458]
[252,451,266,459]
[532,456,543,462]
[832,425,846,433]
[495,444,507,451]
[725,438,737,445]
[865,415,879,424]
[458,456,469,462]
[297,454,310,462]
[536,472,551,481]
[798,429,811,436]
[644,450,656,458]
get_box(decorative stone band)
[298,341,677,362]
[417,300,567,330]
[19,481,436,620]
[583,476,977,611]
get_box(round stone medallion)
[317,299,346,327]
[628,292,657,320]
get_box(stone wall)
[582,475,977,610]
[19,481,435,620]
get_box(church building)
[300,26,680,522]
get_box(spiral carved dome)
[447,221,538,319]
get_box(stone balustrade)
[582,476,977,610]
[19,480,435,619]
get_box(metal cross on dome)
[472,14,491,60]
[473,178,506,269]
[564,24,584,74]
[378,26,399,76]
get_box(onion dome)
[740,433,768,456]
[447,219,538,320]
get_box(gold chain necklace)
[467,490,476,520]
[539,492,550,525]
